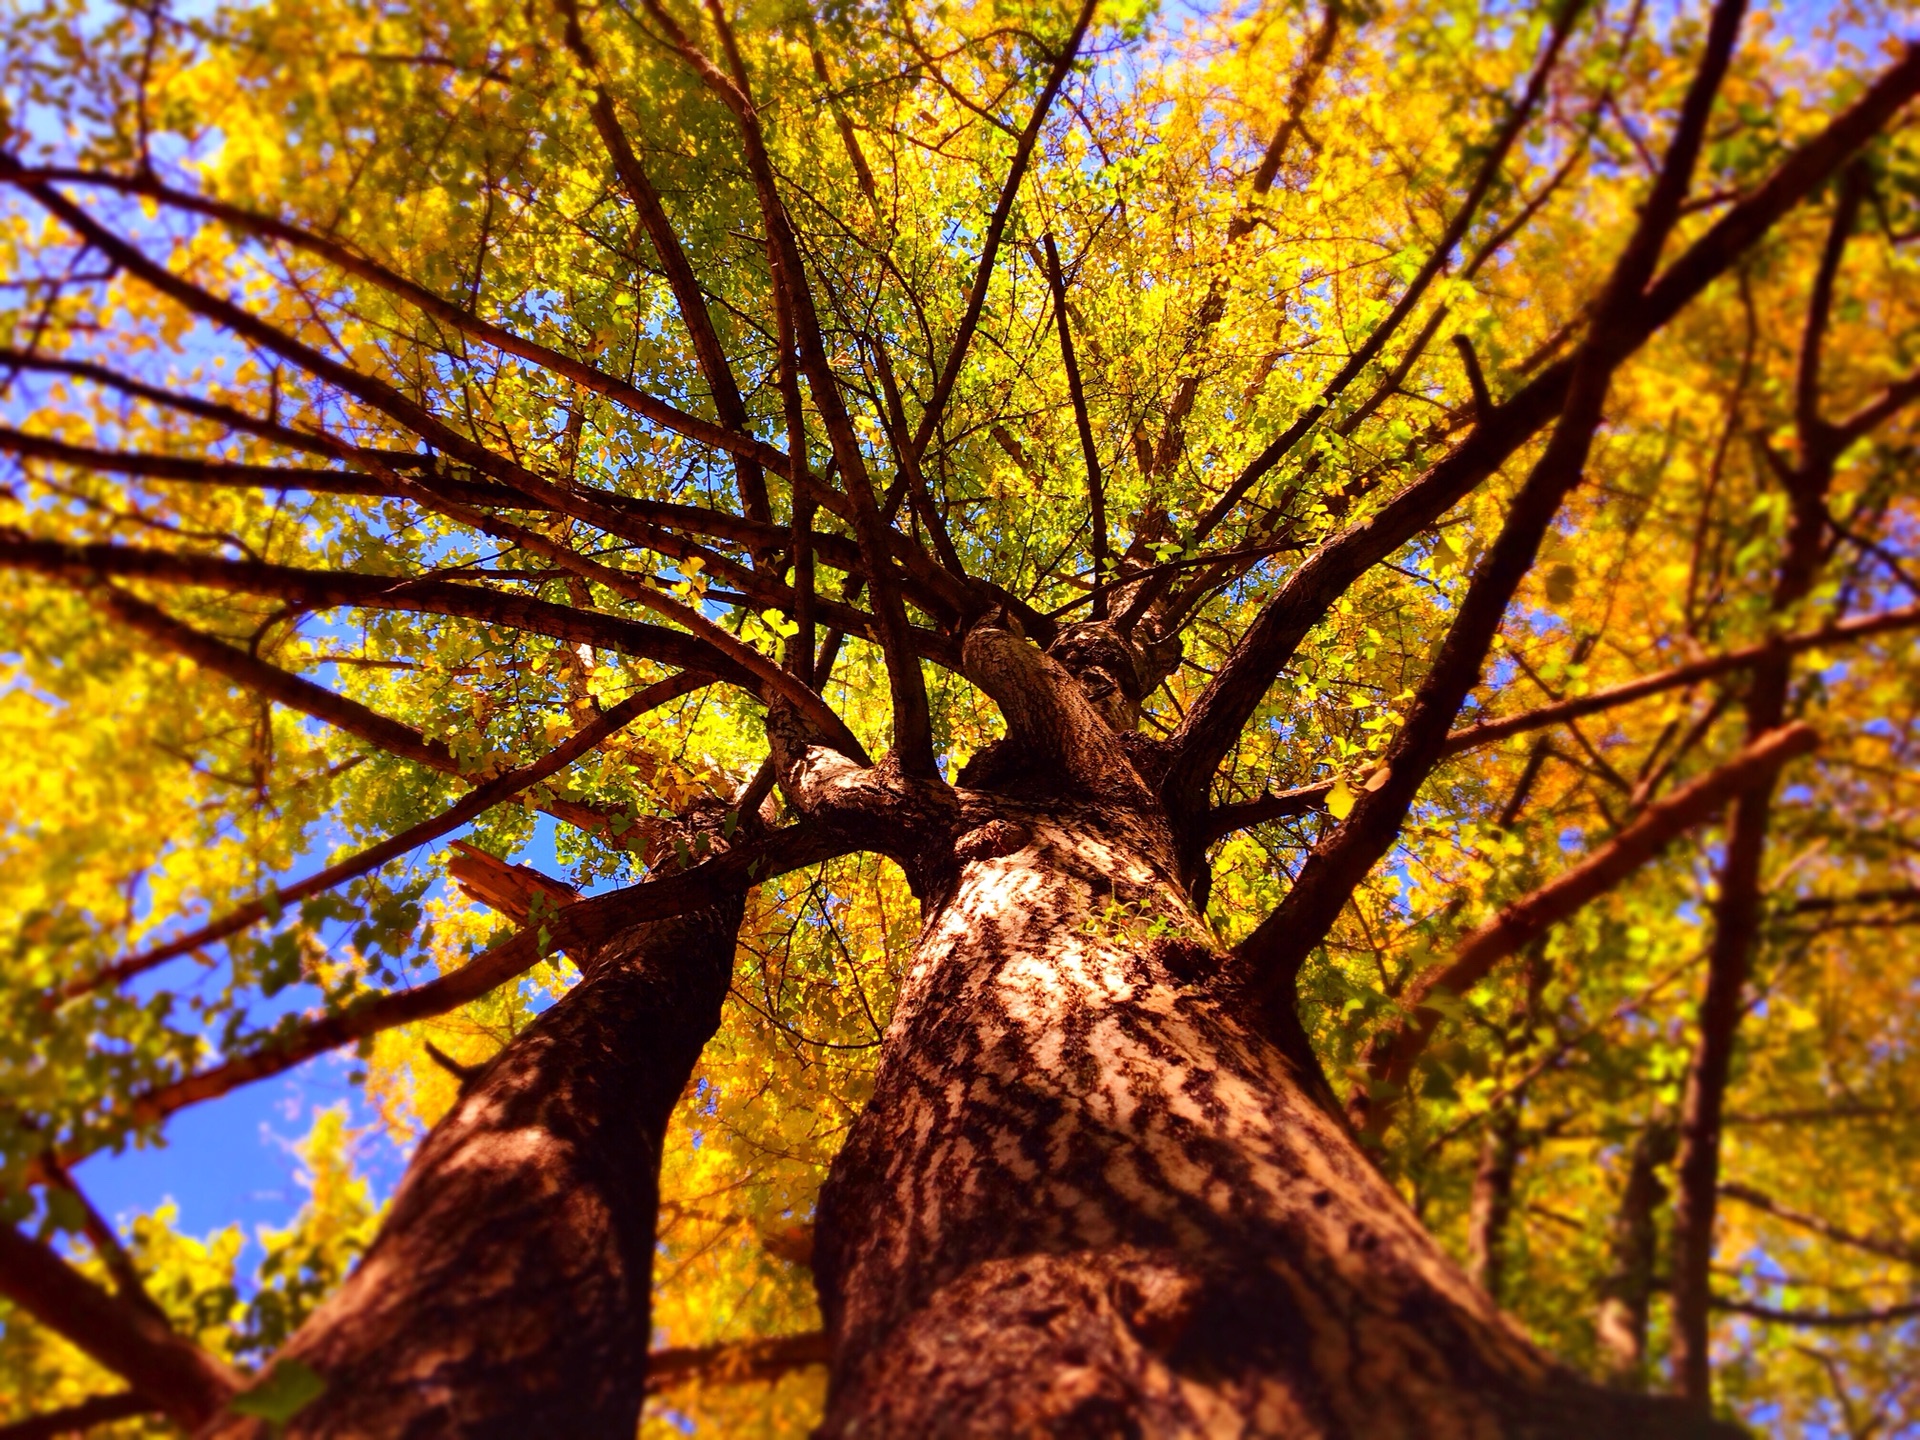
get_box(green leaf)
[229,1360,326,1426]
[42,1186,88,1235]
[1544,563,1577,606]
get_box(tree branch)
[0,1393,155,1440]
[1347,722,1818,1135]
[909,0,1100,460]
[8,165,788,480]
[97,586,457,770]
[0,529,761,687]
[1437,602,1920,754]
[1041,232,1108,617]
[1159,37,1920,823]
[555,0,771,525]
[1720,1182,1920,1266]
[643,1331,831,1395]
[1175,0,1584,556]
[636,0,939,771]
[1709,1297,1920,1328]
[114,823,845,1137]
[66,669,706,996]
[0,1225,239,1429]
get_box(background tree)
[0,0,1918,1433]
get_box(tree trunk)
[810,801,1727,1438]
[1467,1112,1521,1302]
[1597,1118,1675,1390]
[204,896,742,1440]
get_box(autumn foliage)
[0,0,1918,1432]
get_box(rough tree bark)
[204,855,744,1439]
[784,621,1732,1439]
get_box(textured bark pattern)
[812,809,1727,1438]
[202,899,741,1440]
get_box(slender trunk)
[1668,661,1783,1407]
[1598,1119,1676,1390]
[1467,945,1546,1302]
[811,801,1727,1438]
[1670,170,1859,1405]
[1467,1112,1521,1302]
[204,897,743,1439]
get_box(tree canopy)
[1,0,1918,1431]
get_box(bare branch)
[1710,1297,1920,1328]
[1720,1182,1920,1266]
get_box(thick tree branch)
[385,492,861,754]
[0,347,442,469]
[959,619,1152,807]
[35,1156,163,1321]
[637,0,939,771]
[0,529,761,686]
[1203,782,1333,841]
[1672,133,1886,1406]
[0,1225,239,1429]
[1221,0,1755,1113]
[199,872,753,1437]
[0,425,493,502]
[555,0,771,525]
[1160,38,1920,821]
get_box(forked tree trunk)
[205,897,742,1440]
[811,800,1729,1438]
